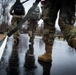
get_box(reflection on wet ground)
[38,60,52,75]
[0,34,76,75]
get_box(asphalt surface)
[0,34,76,75]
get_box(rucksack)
[29,6,40,20]
[13,1,25,15]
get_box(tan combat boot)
[38,45,52,63]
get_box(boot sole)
[38,58,52,63]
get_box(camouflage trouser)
[58,0,75,47]
[42,0,75,46]
[41,1,56,45]
[27,19,38,44]
[11,16,22,40]
[59,17,76,47]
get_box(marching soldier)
[10,0,25,45]
[36,0,76,63]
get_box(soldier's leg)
[28,19,38,46]
[59,17,76,49]
[11,17,21,45]
[38,22,55,63]
[38,0,60,63]
[59,1,76,49]
[27,19,38,56]
[11,17,17,44]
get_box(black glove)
[36,0,40,2]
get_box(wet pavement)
[0,34,76,75]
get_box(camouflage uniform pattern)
[11,15,23,40]
[10,3,25,42]
[27,19,38,45]
[59,0,75,47]
[37,0,76,63]
[59,17,76,47]
[27,6,40,45]
[41,0,56,45]
[42,0,75,46]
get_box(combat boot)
[38,45,52,63]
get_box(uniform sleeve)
[9,5,14,15]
